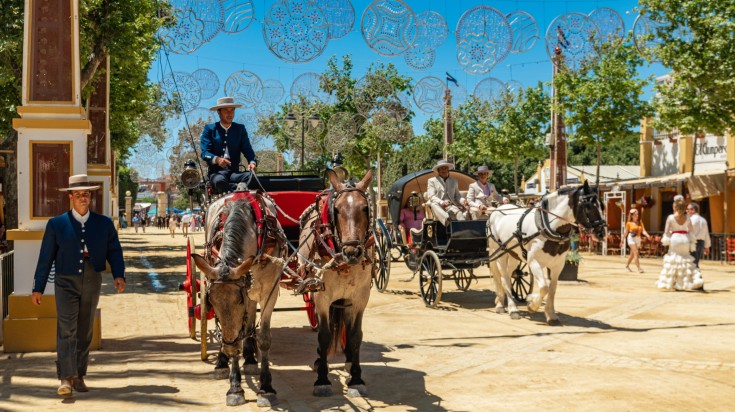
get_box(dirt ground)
[2,227,735,411]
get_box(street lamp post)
[285,111,321,170]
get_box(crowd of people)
[120,212,204,237]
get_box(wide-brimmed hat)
[59,174,100,191]
[209,96,243,111]
[475,165,493,175]
[432,159,454,172]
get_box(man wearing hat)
[426,159,468,225]
[466,165,501,219]
[201,96,257,194]
[32,174,126,397]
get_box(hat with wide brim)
[209,96,243,111]
[432,159,455,172]
[475,165,493,175]
[58,174,100,191]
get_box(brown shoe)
[57,379,73,397]
[73,376,89,392]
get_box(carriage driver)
[200,96,257,194]
[466,165,501,220]
[427,159,469,225]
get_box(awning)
[601,169,726,191]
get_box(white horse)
[487,182,606,325]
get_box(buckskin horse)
[192,189,286,406]
[297,169,374,397]
[486,181,606,325]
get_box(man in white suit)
[466,165,501,220]
[427,159,468,225]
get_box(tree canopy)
[638,0,735,137]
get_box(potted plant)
[560,249,581,281]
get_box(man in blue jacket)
[32,174,126,397]
[200,96,257,194]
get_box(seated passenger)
[427,159,469,225]
[398,192,425,245]
[466,165,501,220]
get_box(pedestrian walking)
[31,174,126,397]
[623,208,649,273]
[169,214,177,238]
[687,202,711,268]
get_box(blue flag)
[445,72,458,86]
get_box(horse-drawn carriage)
[180,166,375,405]
[375,169,506,307]
[180,172,325,360]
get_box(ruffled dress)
[656,215,704,291]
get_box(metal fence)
[0,250,14,344]
[1,250,14,317]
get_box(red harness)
[210,191,275,261]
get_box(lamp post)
[285,111,321,170]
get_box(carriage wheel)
[419,250,443,307]
[186,237,197,339]
[199,262,209,361]
[510,263,534,302]
[454,268,473,291]
[390,230,403,262]
[304,292,318,331]
[374,225,391,292]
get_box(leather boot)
[73,376,89,392]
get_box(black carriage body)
[415,219,488,269]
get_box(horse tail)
[327,300,346,356]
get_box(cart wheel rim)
[419,252,442,307]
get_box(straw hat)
[58,174,100,191]
[432,159,454,172]
[209,96,243,111]
[475,165,493,175]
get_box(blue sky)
[136,0,659,178]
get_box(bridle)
[572,187,606,237]
[208,274,249,347]
[319,186,373,262]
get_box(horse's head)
[326,169,374,265]
[191,201,260,357]
[572,181,607,241]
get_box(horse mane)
[220,200,255,268]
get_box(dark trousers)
[692,239,705,268]
[210,170,252,194]
[54,262,101,379]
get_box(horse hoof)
[226,393,246,406]
[256,393,277,407]
[495,306,506,314]
[510,311,521,320]
[547,318,561,326]
[243,364,259,375]
[347,385,368,397]
[213,367,229,380]
[313,385,332,397]
[344,362,352,372]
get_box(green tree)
[0,0,169,228]
[553,36,652,180]
[117,164,139,211]
[259,55,413,179]
[638,0,735,174]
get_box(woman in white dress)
[657,195,704,291]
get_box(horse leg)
[256,307,278,407]
[313,310,332,397]
[242,301,259,375]
[345,310,368,397]
[225,356,245,406]
[500,258,521,319]
[490,259,506,314]
[545,269,561,326]
[526,260,548,314]
[213,349,229,379]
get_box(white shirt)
[689,213,711,248]
[71,209,90,253]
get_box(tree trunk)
[513,156,519,194]
[596,140,602,187]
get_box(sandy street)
[2,227,734,411]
